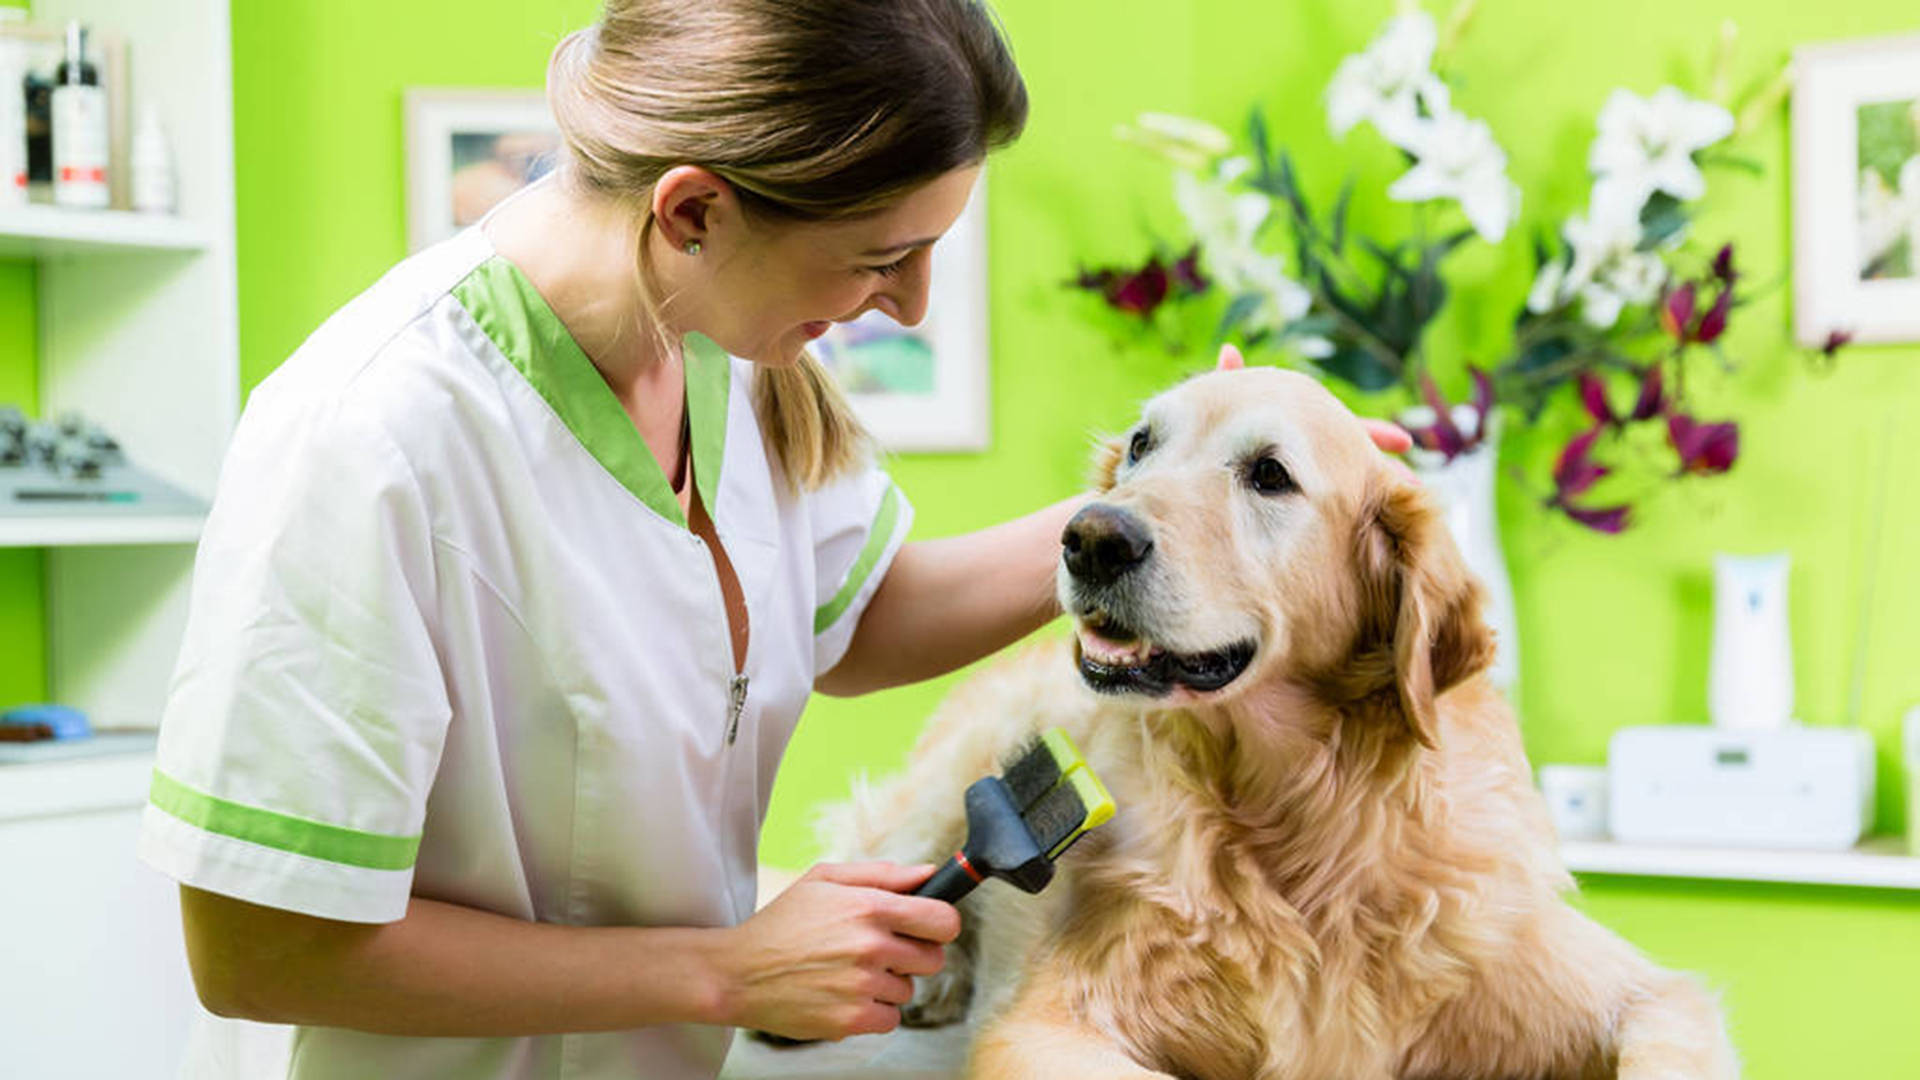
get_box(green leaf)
[1216,292,1265,339]
[1317,342,1401,392]
[1330,177,1355,254]
[1279,313,1341,339]
[1249,106,1273,188]
[1358,236,1412,281]
[1277,151,1310,226]
[1698,150,1765,176]
[1638,192,1689,251]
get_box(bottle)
[0,7,25,207]
[130,105,174,215]
[51,20,107,210]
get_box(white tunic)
[137,224,911,1079]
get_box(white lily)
[1327,10,1452,152]
[1213,246,1313,336]
[1857,155,1920,275]
[1535,183,1664,328]
[1172,158,1269,256]
[1118,112,1235,174]
[1589,86,1734,206]
[1387,109,1519,242]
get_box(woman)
[139,2,1406,1077]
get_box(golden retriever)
[824,367,1738,1079]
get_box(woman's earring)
[683,239,703,256]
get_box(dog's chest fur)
[1050,715,1479,1080]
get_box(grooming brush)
[913,727,1115,904]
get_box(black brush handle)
[914,853,982,903]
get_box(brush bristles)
[1023,779,1089,856]
[1000,735,1063,811]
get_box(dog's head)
[1060,367,1495,746]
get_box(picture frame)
[404,88,562,254]
[813,180,991,452]
[1791,34,1920,346]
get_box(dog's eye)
[1247,455,1295,495]
[1127,427,1152,465]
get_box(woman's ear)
[1359,480,1497,748]
[650,165,735,251]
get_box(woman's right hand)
[713,861,961,1041]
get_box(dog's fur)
[825,368,1738,1079]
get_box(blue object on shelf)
[2,704,91,739]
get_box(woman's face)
[701,165,981,366]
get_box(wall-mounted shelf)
[0,513,205,547]
[1561,836,1920,890]
[0,205,208,257]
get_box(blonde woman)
[139,2,1406,1077]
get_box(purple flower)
[1629,365,1665,421]
[1562,503,1632,533]
[1578,372,1615,427]
[1170,245,1209,295]
[1669,413,1739,476]
[1822,329,1853,357]
[1661,282,1697,343]
[1695,288,1732,345]
[1712,243,1738,286]
[1553,428,1610,498]
[1546,428,1631,533]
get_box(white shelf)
[0,513,204,547]
[0,742,154,824]
[1561,836,1920,890]
[0,204,208,256]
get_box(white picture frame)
[1791,34,1920,346]
[404,88,561,254]
[813,180,991,452]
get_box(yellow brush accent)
[1039,727,1083,775]
[1047,759,1117,858]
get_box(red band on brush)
[952,850,983,884]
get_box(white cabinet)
[0,2,236,1076]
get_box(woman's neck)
[484,171,675,392]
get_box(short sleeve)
[138,388,452,924]
[808,463,914,678]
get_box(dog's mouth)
[1072,609,1257,698]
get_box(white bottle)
[51,21,108,210]
[0,7,27,207]
[131,105,175,215]
[1707,552,1795,730]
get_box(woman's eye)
[1248,455,1294,495]
[1127,428,1152,465]
[869,255,911,278]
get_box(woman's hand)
[713,862,960,1041]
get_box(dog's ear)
[1358,479,1497,748]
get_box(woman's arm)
[815,493,1086,697]
[180,861,959,1040]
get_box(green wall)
[216,0,1920,1075]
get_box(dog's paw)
[901,942,975,1028]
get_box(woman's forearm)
[183,886,732,1036]
[817,494,1088,696]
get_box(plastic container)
[130,105,174,214]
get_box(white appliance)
[1607,725,1874,850]
[1708,552,1795,730]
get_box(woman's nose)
[873,248,933,327]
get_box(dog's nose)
[1062,504,1154,585]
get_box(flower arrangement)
[1067,2,1834,531]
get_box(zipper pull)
[726,675,749,745]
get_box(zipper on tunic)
[726,674,749,745]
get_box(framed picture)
[813,181,991,452]
[405,88,562,253]
[1792,34,1920,345]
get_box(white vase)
[1413,436,1520,696]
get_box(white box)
[1607,725,1875,850]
